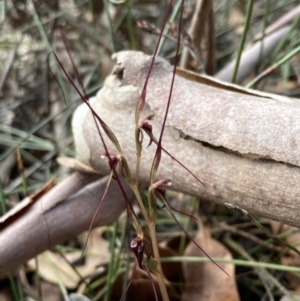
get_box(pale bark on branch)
[0,173,131,277]
[73,51,300,228]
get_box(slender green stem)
[246,43,300,88]
[134,128,142,186]
[255,0,270,76]
[157,0,183,55]
[148,223,170,301]
[248,228,296,256]
[0,0,5,25]
[225,237,294,299]
[91,268,126,301]
[44,253,68,300]
[161,256,300,273]
[125,0,136,50]
[113,217,129,274]
[8,275,21,301]
[231,0,254,83]
[132,186,170,301]
[27,0,68,103]
[103,0,116,53]
[16,148,28,196]
[104,223,118,301]
[178,197,197,255]
[271,15,300,62]
[0,181,7,215]
[34,258,42,301]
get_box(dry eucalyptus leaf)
[57,156,101,174]
[72,50,300,227]
[182,229,240,301]
[28,228,110,289]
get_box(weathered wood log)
[0,173,131,277]
[73,51,300,227]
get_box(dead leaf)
[28,228,110,289]
[57,157,102,174]
[37,281,63,301]
[182,229,240,301]
[109,270,179,301]
[228,2,245,34]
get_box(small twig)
[179,0,206,70]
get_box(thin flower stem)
[134,128,142,186]
[148,223,169,301]
[131,186,170,301]
[135,151,141,186]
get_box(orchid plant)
[53,1,226,300]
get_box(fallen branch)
[73,51,300,228]
[0,173,132,277]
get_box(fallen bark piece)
[28,228,110,289]
[72,51,300,227]
[0,173,131,277]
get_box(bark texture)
[0,173,131,277]
[72,51,300,227]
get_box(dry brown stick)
[0,173,132,277]
[179,0,211,72]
